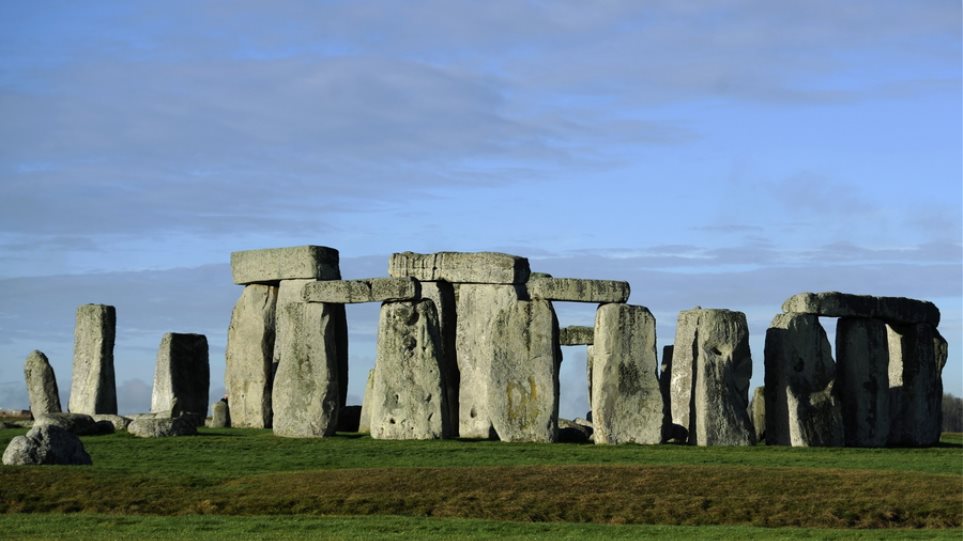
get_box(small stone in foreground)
[2,425,92,466]
[127,415,197,438]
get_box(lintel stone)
[302,277,419,303]
[527,278,630,303]
[560,325,594,346]
[389,251,530,284]
[782,291,939,326]
[231,245,341,285]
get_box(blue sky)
[1,1,960,418]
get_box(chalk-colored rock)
[836,317,890,447]
[24,350,61,417]
[389,251,530,284]
[591,304,662,444]
[208,398,230,428]
[487,299,560,443]
[560,325,594,346]
[272,301,340,438]
[418,281,459,434]
[302,277,419,303]
[358,369,375,434]
[225,284,278,428]
[150,333,209,422]
[127,415,197,438]
[231,245,341,285]
[68,304,117,415]
[370,300,450,439]
[782,292,939,326]
[750,386,766,444]
[2,425,92,466]
[669,310,700,431]
[763,313,843,447]
[527,278,630,303]
[887,323,945,447]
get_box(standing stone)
[272,301,340,438]
[151,333,209,422]
[358,368,375,434]
[419,281,459,435]
[24,351,61,417]
[669,310,700,432]
[836,317,890,447]
[68,304,117,415]
[209,398,230,428]
[225,284,278,428]
[887,323,945,446]
[455,284,525,438]
[750,386,766,444]
[586,345,595,411]
[764,313,843,446]
[370,300,450,440]
[591,304,663,445]
[487,299,560,443]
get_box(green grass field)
[1,427,961,540]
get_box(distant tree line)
[943,393,963,433]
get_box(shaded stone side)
[419,281,459,436]
[763,313,843,447]
[782,292,940,326]
[68,304,117,415]
[560,325,594,346]
[390,251,530,284]
[225,284,278,428]
[591,304,663,444]
[887,323,945,446]
[302,277,419,303]
[24,350,61,417]
[586,345,594,411]
[272,301,340,438]
[660,345,673,438]
[487,299,560,443]
[527,278,630,303]
[231,245,340,285]
[151,333,209,420]
[358,368,375,434]
[370,300,450,440]
[836,317,890,447]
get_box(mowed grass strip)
[2,464,958,529]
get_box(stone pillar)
[836,317,890,447]
[585,345,594,414]
[669,310,699,433]
[68,304,117,415]
[750,386,766,444]
[763,313,843,446]
[419,281,459,436]
[369,300,450,440]
[24,350,62,417]
[151,333,209,422]
[225,284,278,428]
[487,299,560,443]
[272,301,340,438]
[886,323,945,446]
[358,368,375,434]
[591,303,662,444]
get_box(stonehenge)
[24,350,62,418]
[68,304,118,415]
[151,333,209,423]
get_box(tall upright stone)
[669,310,700,432]
[272,301,340,438]
[358,368,375,434]
[369,300,450,440]
[151,333,209,422]
[225,284,278,428]
[591,304,663,444]
[487,299,560,443]
[68,304,117,415]
[887,323,945,446]
[764,313,843,446]
[24,351,62,417]
[419,281,459,435]
[836,317,890,447]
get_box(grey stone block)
[151,333,209,419]
[231,245,341,285]
[782,292,940,326]
[225,284,277,428]
[302,277,419,303]
[527,278,630,303]
[2,425,92,466]
[837,317,890,447]
[68,304,117,415]
[560,325,594,346]
[887,323,945,447]
[24,350,61,417]
[389,251,530,284]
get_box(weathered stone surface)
[208,398,230,428]
[151,333,209,420]
[358,369,375,434]
[24,350,61,417]
[455,284,525,438]
[527,278,630,303]
[33,412,111,435]
[272,301,340,438]
[591,304,663,444]
[231,245,341,285]
[560,325,594,346]
[418,282,459,434]
[585,345,595,408]
[2,425,92,466]
[389,251,530,284]
[127,415,197,438]
[303,277,419,303]
[68,304,117,415]
[91,414,131,431]
[764,313,844,447]
[370,300,450,439]
[782,292,940,326]
[558,418,592,443]
[225,284,278,428]
[669,310,700,431]
[749,387,765,444]
[487,299,559,443]
[836,317,890,447]
[887,323,945,446]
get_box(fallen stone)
[750,386,766,444]
[208,398,230,428]
[24,350,62,417]
[2,425,92,466]
[370,300,450,439]
[127,415,197,438]
[558,418,592,443]
[231,245,341,285]
[68,304,117,415]
[782,292,940,326]
[887,323,945,447]
[272,301,340,438]
[389,251,530,284]
[560,325,594,346]
[225,284,278,428]
[358,369,375,433]
[34,412,111,436]
[764,313,844,447]
[836,317,890,447]
[337,405,362,432]
[91,414,131,431]
[487,299,560,443]
[527,278,630,303]
[150,333,209,421]
[591,303,663,444]
[303,277,420,303]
